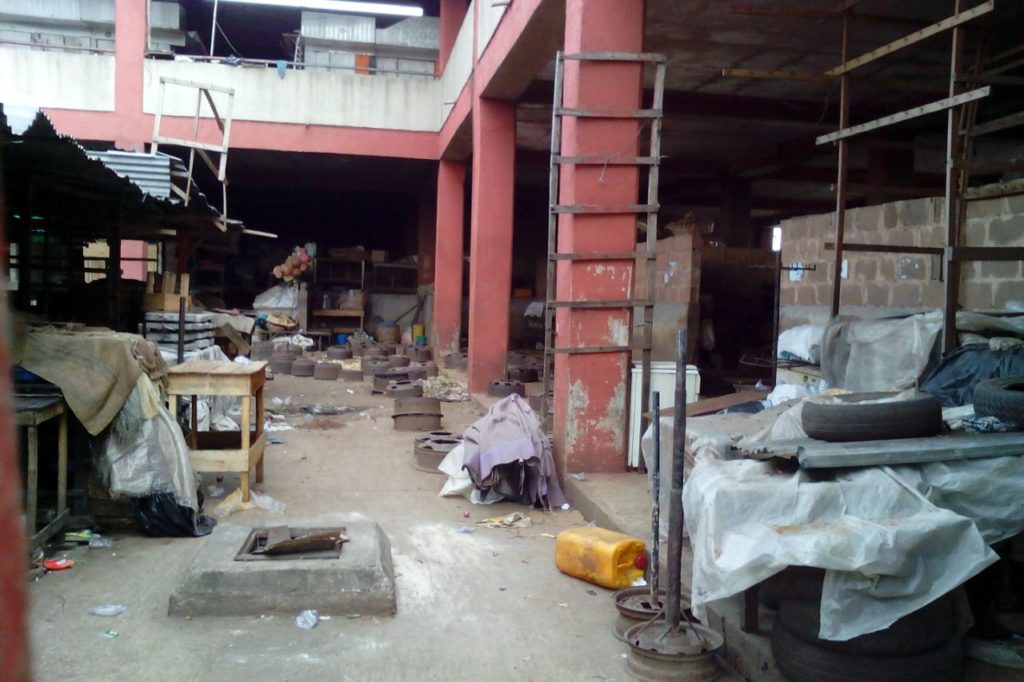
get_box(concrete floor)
[27,371,706,682]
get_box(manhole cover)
[234,526,348,562]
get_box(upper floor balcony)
[0,0,446,134]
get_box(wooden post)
[830,12,852,317]
[25,426,38,543]
[942,0,965,352]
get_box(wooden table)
[311,308,365,334]
[16,395,69,551]
[166,361,267,502]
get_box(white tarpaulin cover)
[684,454,1024,641]
[821,311,943,392]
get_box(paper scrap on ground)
[476,512,532,529]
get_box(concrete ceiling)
[515,0,1024,224]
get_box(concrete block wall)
[635,230,701,360]
[780,195,1024,330]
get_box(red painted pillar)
[438,0,468,72]
[114,0,148,149]
[0,151,30,681]
[433,160,466,355]
[554,0,644,473]
[466,99,515,392]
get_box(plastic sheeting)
[777,324,825,364]
[919,343,1024,407]
[101,399,199,514]
[684,454,1024,641]
[821,311,943,392]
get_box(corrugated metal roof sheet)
[86,150,180,200]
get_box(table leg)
[742,585,760,633]
[189,394,199,449]
[26,425,38,545]
[240,395,252,502]
[57,410,68,516]
[255,387,265,483]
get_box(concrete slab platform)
[168,520,396,618]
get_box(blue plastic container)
[336,333,349,345]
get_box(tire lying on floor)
[771,625,963,682]
[801,391,942,442]
[777,596,955,657]
[973,377,1024,425]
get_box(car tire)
[771,626,963,682]
[778,596,955,656]
[802,392,942,442]
[759,567,825,610]
[973,377,1024,424]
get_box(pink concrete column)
[466,99,515,392]
[438,0,468,72]
[433,160,466,354]
[114,0,149,149]
[554,0,644,473]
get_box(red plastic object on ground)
[42,558,74,571]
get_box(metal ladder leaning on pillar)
[540,51,667,469]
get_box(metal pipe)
[649,391,661,602]
[210,0,219,57]
[665,328,688,629]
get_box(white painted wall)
[143,60,442,132]
[477,0,507,55]
[0,47,114,110]
[440,0,474,123]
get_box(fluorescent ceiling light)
[213,0,423,17]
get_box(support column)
[0,141,30,682]
[438,0,468,72]
[433,161,465,354]
[554,0,644,473]
[467,99,515,392]
[718,176,752,247]
[114,0,148,149]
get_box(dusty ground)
[28,370,651,682]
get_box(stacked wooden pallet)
[145,312,216,352]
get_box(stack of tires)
[764,569,962,681]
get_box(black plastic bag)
[129,492,217,537]
[918,343,1024,407]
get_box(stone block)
[964,217,988,246]
[962,281,994,310]
[896,198,933,228]
[865,282,891,307]
[980,260,1021,280]
[1004,194,1024,215]
[839,283,864,306]
[994,281,1024,310]
[931,197,946,225]
[896,256,927,280]
[852,205,881,234]
[967,196,1000,219]
[855,259,878,281]
[890,281,923,308]
[815,282,834,306]
[882,202,899,229]
[780,286,797,305]
[795,287,816,306]
[889,228,919,247]
[879,258,897,281]
[921,284,944,309]
[988,215,1024,246]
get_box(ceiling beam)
[522,81,847,126]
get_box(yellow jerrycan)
[555,526,647,589]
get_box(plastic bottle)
[554,526,646,589]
